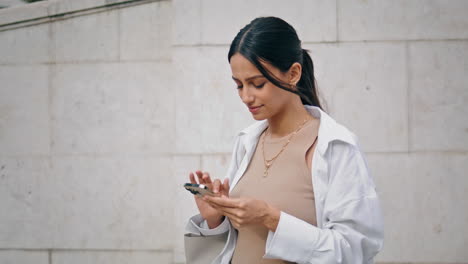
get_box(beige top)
[230,119,319,264]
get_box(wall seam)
[117,4,122,61]
[199,0,203,45]
[170,38,468,48]
[0,0,166,29]
[406,41,411,153]
[335,0,339,42]
[47,16,55,172]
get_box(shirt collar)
[237,105,357,155]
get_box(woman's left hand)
[203,195,281,231]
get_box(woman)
[185,16,384,264]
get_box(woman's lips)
[248,105,263,113]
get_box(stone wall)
[0,0,467,263]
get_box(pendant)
[263,164,270,177]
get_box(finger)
[223,212,241,226]
[206,202,240,218]
[201,172,214,191]
[212,179,222,194]
[215,206,241,216]
[202,172,213,184]
[205,200,221,210]
[196,171,206,184]
[189,172,198,184]
[204,195,239,208]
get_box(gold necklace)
[261,118,312,177]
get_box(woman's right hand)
[189,170,230,228]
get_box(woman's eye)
[235,82,265,89]
[254,83,266,89]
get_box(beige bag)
[184,231,229,264]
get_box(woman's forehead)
[230,53,273,79]
[230,54,258,72]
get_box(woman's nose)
[239,88,254,104]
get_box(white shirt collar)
[237,105,358,155]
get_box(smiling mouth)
[248,105,263,109]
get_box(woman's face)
[230,53,295,121]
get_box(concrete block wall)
[0,0,467,263]
[0,0,177,263]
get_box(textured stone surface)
[172,155,201,263]
[1,0,467,263]
[339,0,468,41]
[172,0,201,45]
[409,41,468,151]
[50,62,174,155]
[173,0,336,45]
[52,10,119,62]
[0,1,49,26]
[0,250,49,264]
[52,250,172,264]
[120,1,172,61]
[0,23,49,64]
[0,157,54,248]
[46,155,174,249]
[173,46,253,154]
[201,154,231,180]
[201,0,336,44]
[369,152,468,262]
[0,155,175,249]
[47,0,133,15]
[0,65,50,156]
[303,42,408,152]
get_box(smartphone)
[184,183,215,197]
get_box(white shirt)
[185,105,384,264]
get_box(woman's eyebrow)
[232,75,264,82]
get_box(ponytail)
[297,49,322,109]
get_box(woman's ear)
[289,62,302,87]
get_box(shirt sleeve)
[263,142,384,264]
[185,214,230,236]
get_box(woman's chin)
[251,114,268,121]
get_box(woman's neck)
[266,103,315,138]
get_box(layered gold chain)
[261,118,312,177]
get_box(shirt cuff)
[264,211,321,261]
[187,214,230,236]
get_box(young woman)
[185,16,384,264]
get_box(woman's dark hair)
[228,16,322,109]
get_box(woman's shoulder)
[322,117,376,200]
[316,110,362,155]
